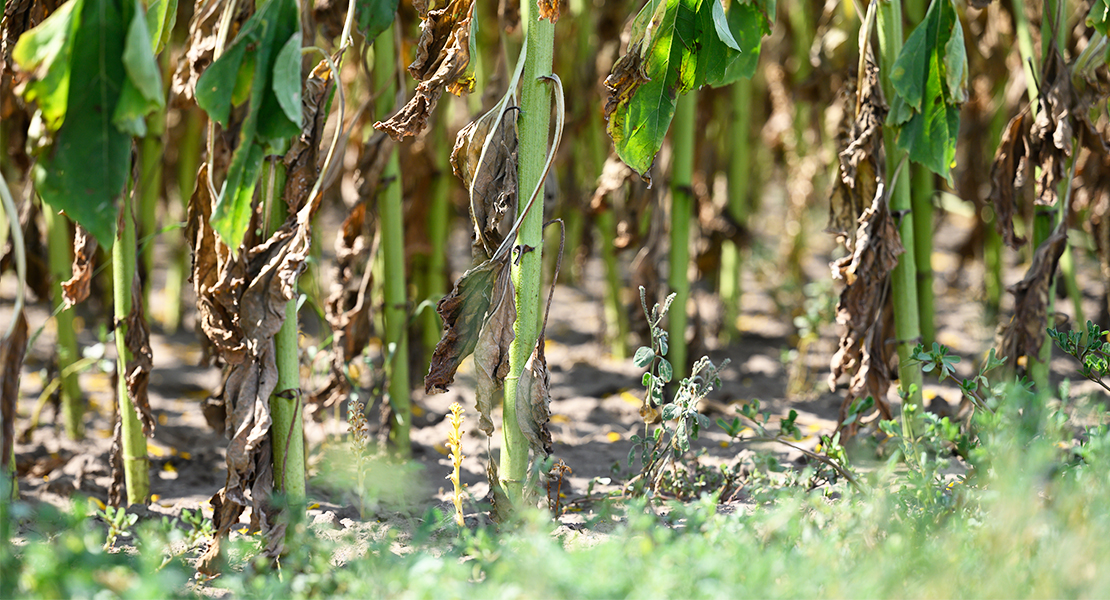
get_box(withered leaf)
[187,165,244,362]
[536,0,566,23]
[374,0,475,141]
[172,0,252,104]
[425,255,508,394]
[829,183,903,431]
[108,416,124,506]
[61,226,96,307]
[1,310,27,480]
[282,57,336,213]
[828,54,885,244]
[1027,48,1074,210]
[451,103,518,258]
[603,41,648,126]
[472,263,515,436]
[988,111,1030,249]
[515,341,551,457]
[998,226,1068,370]
[122,273,155,437]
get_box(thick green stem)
[375,25,411,454]
[668,91,696,381]
[912,165,934,347]
[499,9,555,504]
[264,163,305,513]
[138,134,161,307]
[1060,243,1084,327]
[164,109,204,334]
[721,77,752,343]
[878,0,924,425]
[113,189,150,505]
[43,208,83,439]
[423,117,451,365]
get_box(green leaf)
[12,0,82,130]
[699,0,771,86]
[634,346,655,368]
[33,0,131,247]
[658,358,673,383]
[113,0,165,137]
[145,0,177,54]
[271,31,304,128]
[1089,0,1110,36]
[356,0,399,44]
[888,0,965,180]
[710,0,740,51]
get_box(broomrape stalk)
[667,91,696,380]
[445,402,465,526]
[43,208,83,440]
[114,185,150,505]
[500,3,555,504]
[877,0,924,427]
[375,23,412,453]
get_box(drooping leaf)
[998,227,1068,371]
[988,111,1029,249]
[829,183,903,432]
[171,0,251,103]
[195,0,300,250]
[145,0,177,54]
[121,268,155,437]
[28,0,131,247]
[472,263,515,437]
[61,225,97,307]
[425,256,507,393]
[604,0,772,179]
[1089,0,1110,37]
[516,342,552,457]
[114,0,165,137]
[356,0,398,43]
[828,53,886,244]
[887,0,966,181]
[451,99,518,258]
[374,0,475,140]
[11,0,80,130]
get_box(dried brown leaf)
[1,310,27,480]
[536,0,566,23]
[828,55,885,244]
[515,342,551,457]
[425,256,507,394]
[282,57,336,213]
[472,263,515,436]
[61,226,97,307]
[451,105,518,257]
[589,154,634,212]
[122,273,155,437]
[998,226,1067,370]
[829,184,903,431]
[187,165,244,361]
[375,0,475,140]
[989,111,1030,249]
[108,416,124,506]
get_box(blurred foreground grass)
[4,390,1110,599]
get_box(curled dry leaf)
[988,111,1029,249]
[121,273,156,437]
[998,226,1067,371]
[828,184,903,430]
[282,57,335,213]
[471,264,515,436]
[61,226,96,307]
[828,54,885,244]
[375,0,475,141]
[451,103,518,258]
[425,255,508,395]
[516,342,552,458]
[535,0,567,23]
[1,310,27,482]
[1027,49,1074,209]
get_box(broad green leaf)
[199,0,300,250]
[711,0,741,51]
[35,0,131,247]
[271,32,303,127]
[607,0,701,176]
[1089,0,1110,36]
[888,0,965,180]
[12,0,81,130]
[699,0,771,87]
[356,0,399,44]
[113,0,165,137]
[145,0,177,54]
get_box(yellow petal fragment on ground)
[550,414,570,424]
[619,391,640,406]
[606,431,621,442]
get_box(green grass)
[6,391,1110,598]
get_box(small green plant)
[180,508,215,550]
[628,287,727,496]
[1049,320,1110,393]
[92,502,138,551]
[910,342,1006,414]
